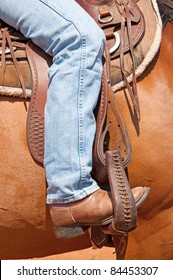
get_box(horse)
[0,1,173,260]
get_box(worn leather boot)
[49,186,150,238]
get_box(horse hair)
[157,0,173,26]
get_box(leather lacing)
[0,24,28,99]
[111,152,132,230]
[96,0,141,119]
[118,0,140,119]
[105,150,137,234]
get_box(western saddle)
[1,0,161,258]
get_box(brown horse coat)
[0,23,173,260]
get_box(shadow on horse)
[0,1,173,260]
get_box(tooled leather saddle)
[0,0,146,258]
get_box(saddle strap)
[26,42,52,165]
[92,53,132,183]
[91,53,137,251]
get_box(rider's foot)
[49,186,150,238]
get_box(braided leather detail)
[106,150,137,233]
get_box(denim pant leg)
[0,0,106,203]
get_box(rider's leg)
[0,0,106,203]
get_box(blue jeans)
[0,0,106,203]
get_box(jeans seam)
[39,0,88,185]
[78,36,87,184]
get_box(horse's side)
[0,22,173,260]
[118,22,173,259]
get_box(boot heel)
[53,224,88,238]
